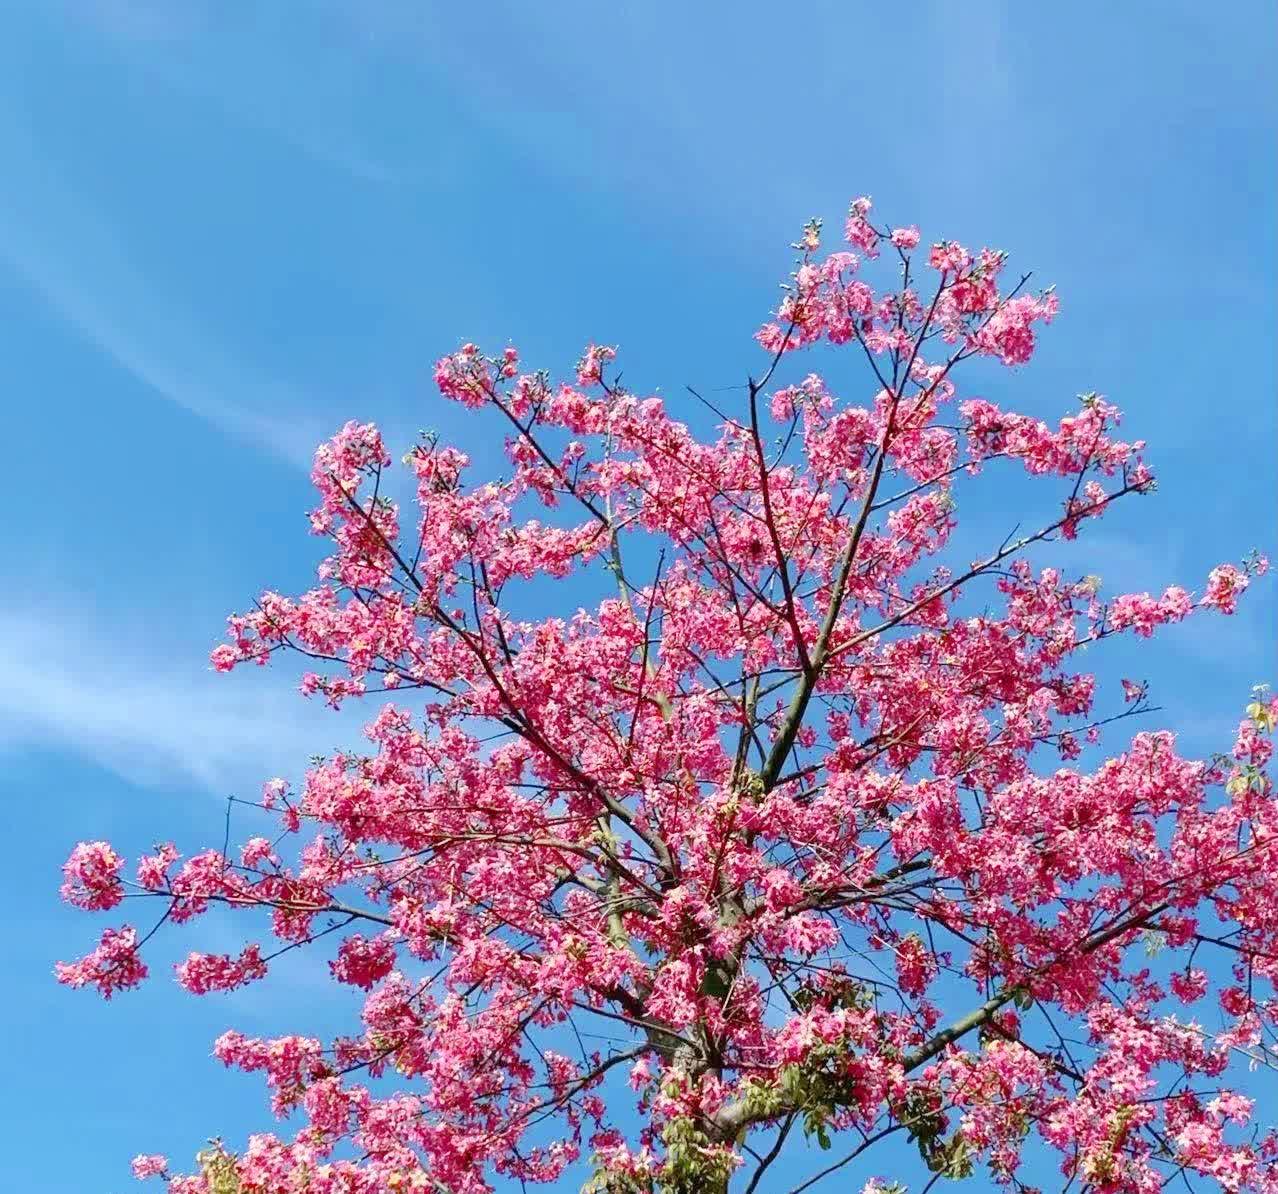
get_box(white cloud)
[0,108,326,469]
[0,607,361,797]
[72,1,412,186]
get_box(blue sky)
[1,2,1274,1190]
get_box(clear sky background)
[1,2,1274,1191]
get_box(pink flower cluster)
[130,1154,168,1181]
[60,840,124,910]
[175,944,269,994]
[55,926,147,999]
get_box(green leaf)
[698,965,731,1000]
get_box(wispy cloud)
[0,606,359,797]
[0,109,326,469]
[74,1,411,186]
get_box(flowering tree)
[59,197,1276,1194]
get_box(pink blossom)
[329,934,396,990]
[61,841,125,910]
[175,944,268,994]
[55,926,147,998]
[1121,678,1145,703]
[130,1155,168,1181]
[136,843,179,891]
[1202,563,1249,614]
